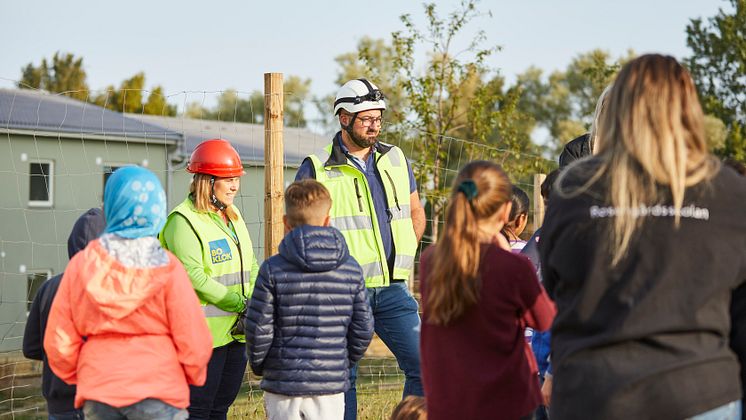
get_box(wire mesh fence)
[0,81,557,419]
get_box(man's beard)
[349,129,378,149]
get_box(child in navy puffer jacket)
[245,179,374,420]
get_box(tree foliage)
[19,52,90,101]
[205,89,263,123]
[686,0,746,163]
[284,75,312,127]
[333,1,550,241]
[19,52,176,116]
[515,49,633,154]
[313,37,407,134]
[143,86,175,116]
[184,76,311,127]
[93,72,177,116]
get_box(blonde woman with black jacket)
[539,54,746,420]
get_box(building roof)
[131,114,329,166]
[0,88,182,143]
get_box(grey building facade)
[0,89,326,351]
[0,89,181,351]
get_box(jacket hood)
[82,240,173,320]
[67,208,106,259]
[559,133,592,168]
[279,225,350,272]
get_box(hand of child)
[541,374,553,407]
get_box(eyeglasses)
[358,116,383,127]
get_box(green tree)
[19,54,179,116]
[192,76,310,126]
[113,72,146,114]
[18,52,90,101]
[686,0,746,163]
[20,62,47,91]
[209,89,261,123]
[143,86,177,116]
[284,76,312,128]
[314,37,404,134]
[184,101,211,119]
[327,1,549,241]
[92,84,116,109]
[384,0,538,241]
[515,49,633,154]
[704,114,728,151]
[94,73,178,116]
[341,38,408,126]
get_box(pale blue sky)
[0,1,729,106]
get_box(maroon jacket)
[420,244,556,420]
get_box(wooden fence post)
[533,173,546,231]
[264,73,284,259]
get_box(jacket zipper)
[353,178,364,212]
[227,220,246,337]
[227,220,246,299]
[345,158,388,284]
[383,170,401,212]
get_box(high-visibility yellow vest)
[166,198,256,347]
[308,140,417,287]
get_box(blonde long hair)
[588,83,613,152]
[426,161,512,326]
[189,173,239,221]
[564,54,718,265]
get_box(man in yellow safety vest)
[296,78,426,420]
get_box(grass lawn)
[230,356,405,419]
[229,386,404,420]
[0,352,406,420]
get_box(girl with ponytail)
[419,160,556,420]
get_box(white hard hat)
[333,79,386,115]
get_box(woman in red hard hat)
[160,138,259,419]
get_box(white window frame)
[26,269,52,312]
[102,163,133,195]
[28,159,54,208]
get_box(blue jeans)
[188,341,247,420]
[689,400,741,420]
[49,409,84,420]
[84,399,186,420]
[344,281,423,420]
[534,375,549,420]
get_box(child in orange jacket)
[45,166,213,419]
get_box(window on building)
[103,165,125,193]
[28,160,54,207]
[27,270,52,311]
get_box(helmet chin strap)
[341,112,357,138]
[209,176,228,211]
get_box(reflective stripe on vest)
[330,215,374,231]
[308,142,417,287]
[214,271,252,288]
[165,198,257,348]
[204,305,235,318]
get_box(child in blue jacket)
[245,179,374,420]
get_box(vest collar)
[325,131,392,168]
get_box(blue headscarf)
[103,166,167,239]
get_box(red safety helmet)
[186,139,245,177]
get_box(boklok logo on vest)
[209,239,233,264]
